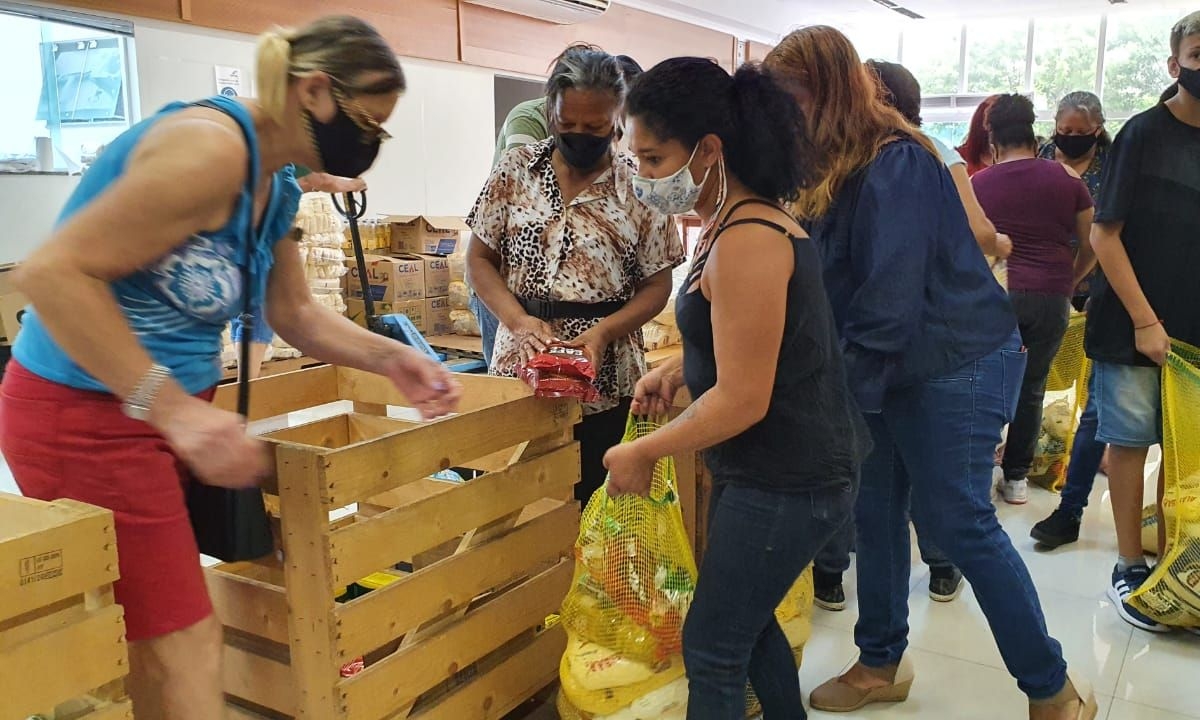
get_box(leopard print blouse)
[467,139,683,414]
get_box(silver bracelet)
[122,363,172,422]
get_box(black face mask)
[307,101,381,179]
[1053,132,1100,160]
[556,132,613,170]
[1177,65,1200,100]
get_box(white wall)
[0,14,497,263]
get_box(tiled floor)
[5,450,1198,720]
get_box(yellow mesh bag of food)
[1129,341,1200,629]
[558,416,696,715]
[1030,313,1091,491]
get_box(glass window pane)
[965,19,1029,95]
[845,25,900,64]
[902,22,963,96]
[1103,12,1179,116]
[924,121,969,149]
[1032,17,1100,114]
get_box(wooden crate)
[0,494,132,720]
[205,365,582,720]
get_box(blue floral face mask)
[632,145,709,215]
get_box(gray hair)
[544,44,626,111]
[1172,11,1200,56]
[1056,91,1105,126]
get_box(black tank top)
[675,199,870,492]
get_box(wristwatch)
[122,363,172,421]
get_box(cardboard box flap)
[422,217,471,232]
[381,215,421,225]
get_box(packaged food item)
[520,344,600,402]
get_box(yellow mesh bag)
[1129,341,1200,628]
[1030,313,1091,491]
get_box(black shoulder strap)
[713,217,793,240]
[194,99,256,418]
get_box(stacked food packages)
[641,263,689,351]
[447,251,481,337]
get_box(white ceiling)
[619,0,1199,42]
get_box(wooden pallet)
[205,366,581,720]
[0,494,132,720]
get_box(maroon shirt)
[972,158,1094,296]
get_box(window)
[964,19,1030,95]
[924,121,969,149]
[1032,17,1101,113]
[903,22,963,95]
[1102,12,1178,117]
[0,4,136,173]
[846,24,901,64]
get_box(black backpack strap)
[193,99,256,417]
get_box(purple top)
[972,157,1093,296]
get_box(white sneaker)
[1001,479,1029,505]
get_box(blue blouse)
[15,96,301,394]
[806,138,1017,412]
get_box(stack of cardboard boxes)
[343,215,469,337]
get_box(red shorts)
[0,361,214,642]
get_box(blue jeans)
[685,480,855,720]
[468,293,500,367]
[816,510,953,575]
[1058,371,1107,517]
[853,333,1068,700]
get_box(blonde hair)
[1172,11,1200,57]
[765,26,936,219]
[255,16,405,125]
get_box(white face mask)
[632,145,709,215]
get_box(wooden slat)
[184,0,461,64]
[321,397,580,506]
[327,443,579,588]
[747,40,775,63]
[53,0,181,20]
[214,365,340,421]
[222,639,296,716]
[206,569,289,646]
[275,446,341,720]
[338,560,572,720]
[408,627,565,720]
[2,605,127,719]
[334,501,577,660]
[0,497,118,624]
[458,2,737,76]
[336,367,532,415]
[0,594,89,650]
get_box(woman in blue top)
[0,16,459,720]
[765,27,1096,720]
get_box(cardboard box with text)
[385,216,469,256]
[344,254,425,303]
[425,295,452,336]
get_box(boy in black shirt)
[1086,11,1200,633]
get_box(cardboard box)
[346,297,394,329]
[385,216,469,256]
[393,254,451,298]
[348,297,428,333]
[425,296,453,336]
[0,264,27,344]
[344,254,425,303]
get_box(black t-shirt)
[1086,104,1200,366]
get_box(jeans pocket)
[1000,348,1028,423]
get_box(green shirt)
[493,98,549,167]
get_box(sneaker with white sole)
[1108,564,1169,633]
[1000,479,1029,505]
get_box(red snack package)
[526,344,597,380]
[520,344,601,402]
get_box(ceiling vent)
[871,0,925,20]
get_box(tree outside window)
[1032,17,1101,113]
[1103,12,1178,116]
[903,22,963,95]
[965,19,1029,95]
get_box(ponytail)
[626,57,816,203]
[252,17,405,126]
[256,29,293,125]
[727,64,814,203]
